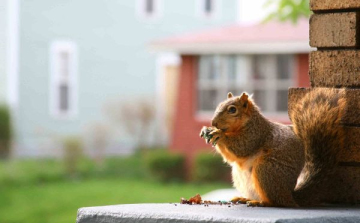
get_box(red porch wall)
[296,53,310,87]
[171,54,310,177]
[170,55,211,175]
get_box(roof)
[150,19,312,54]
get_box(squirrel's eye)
[228,106,237,114]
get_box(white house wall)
[6,0,19,109]
[0,0,8,104]
[14,0,240,157]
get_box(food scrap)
[180,194,237,206]
[189,194,202,204]
[181,194,201,204]
[181,194,202,204]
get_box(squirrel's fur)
[200,88,346,207]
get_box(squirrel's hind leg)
[231,197,267,207]
[253,163,299,207]
[246,200,266,207]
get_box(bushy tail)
[291,88,346,206]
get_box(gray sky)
[239,0,274,24]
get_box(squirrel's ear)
[227,92,233,99]
[239,93,249,108]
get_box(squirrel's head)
[211,92,253,134]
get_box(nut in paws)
[200,127,224,146]
[200,126,213,143]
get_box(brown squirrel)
[200,88,347,207]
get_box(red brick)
[310,12,360,48]
[310,0,360,11]
[339,127,360,162]
[296,54,310,87]
[326,165,360,203]
[170,55,213,179]
[310,50,360,88]
[343,89,360,125]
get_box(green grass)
[0,152,231,223]
[0,178,229,223]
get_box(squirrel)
[200,88,347,207]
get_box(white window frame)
[136,0,163,20]
[196,55,232,117]
[50,40,78,119]
[196,54,295,121]
[6,0,20,108]
[196,0,221,20]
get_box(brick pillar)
[288,0,360,203]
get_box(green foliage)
[145,150,186,182]
[264,0,311,23]
[0,159,65,186]
[63,137,84,178]
[0,105,12,159]
[0,155,147,187]
[101,156,145,179]
[193,152,231,182]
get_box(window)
[145,0,154,14]
[197,55,295,117]
[198,0,219,19]
[50,41,78,119]
[137,0,162,19]
[250,55,294,113]
[198,55,244,112]
[205,0,213,14]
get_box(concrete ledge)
[77,203,360,223]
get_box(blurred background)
[0,0,310,222]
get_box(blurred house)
[151,20,311,165]
[0,0,241,157]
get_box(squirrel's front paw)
[200,126,211,139]
[208,128,224,146]
[200,126,223,146]
[200,126,213,143]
